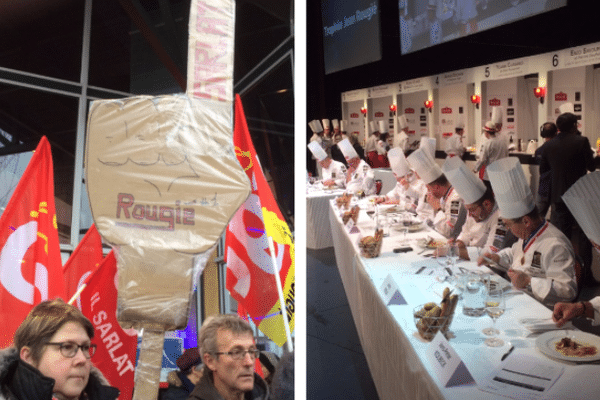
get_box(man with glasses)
[441,157,515,261]
[0,298,119,400]
[188,314,270,400]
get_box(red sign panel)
[350,113,359,118]
[441,107,452,114]
[555,92,568,101]
[442,132,453,137]
[374,111,384,117]
[488,98,501,106]
[405,108,415,114]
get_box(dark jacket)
[539,132,596,203]
[161,370,197,400]
[0,347,119,400]
[186,372,269,400]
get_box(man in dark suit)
[540,111,596,285]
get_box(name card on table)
[345,218,360,234]
[380,274,407,305]
[427,331,475,388]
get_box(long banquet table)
[306,185,344,249]
[328,197,600,400]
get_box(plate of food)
[416,237,447,249]
[536,330,600,362]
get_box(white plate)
[536,330,600,362]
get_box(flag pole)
[267,236,293,353]
[67,256,105,305]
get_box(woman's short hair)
[14,298,94,363]
[198,314,253,375]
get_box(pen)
[415,266,426,275]
[501,345,515,361]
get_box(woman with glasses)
[0,298,119,400]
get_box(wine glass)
[366,202,376,220]
[483,288,506,347]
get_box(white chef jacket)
[396,131,409,152]
[364,135,377,156]
[474,135,509,180]
[444,133,465,158]
[496,221,577,307]
[458,206,504,260]
[432,187,464,238]
[321,160,346,188]
[346,160,376,195]
[385,182,405,203]
[404,178,434,218]
[376,140,387,155]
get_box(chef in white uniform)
[364,120,379,166]
[374,147,408,204]
[396,115,410,152]
[553,172,600,326]
[479,157,577,308]
[407,148,466,238]
[442,157,507,261]
[474,120,509,186]
[445,121,466,158]
[338,138,376,195]
[307,141,346,188]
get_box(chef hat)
[482,120,496,133]
[559,102,574,115]
[562,171,600,245]
[442,157,486,204]
[307,141,328,161]
[378,120,388,133]
[487,157,535,219]
[398,115,408,129]
[340,120,347,132]
[455,121,465,130]
[419,137,436,159]
[337,138,359,160]
[388,148,410,177]
[407,148,443,184]
[491,106,503,126]
[332,119,339,129]
[369,121,377,134]
[308,120,323,133]
[322,118,330,130]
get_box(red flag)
[225,95,295,346]
[80,251,137,399]
[63,224,104,304]
[0,136,65,348]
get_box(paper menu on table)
[479,352,564,399]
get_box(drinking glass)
[447,242,459,268]
[399,213,411,244]
[483,288,506,347]
[366,202,376,220]
[435,243,451,267]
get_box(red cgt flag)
[63,224,104,305]
[80,251,137,399]
[225,95,295,347]
[0,136,65,348]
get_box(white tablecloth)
[306,187,344,249]
[328,198,600,400]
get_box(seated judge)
[553,172,600,326]
[407,148,466,238]
[442,156,510,261]
[374,147,410,204]
[307,141,346,188]
[338,138,376,195]
[478,158,578,308]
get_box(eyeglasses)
[46,342,97,359]
[214,348,260,360]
